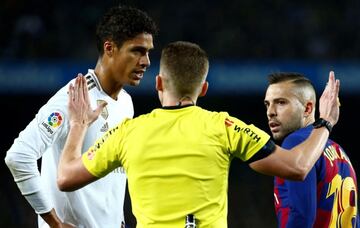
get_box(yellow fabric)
[82,106,270,227]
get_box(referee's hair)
[160,41,209,97]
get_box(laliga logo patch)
[48,112,63,127]
[40,111,63,136]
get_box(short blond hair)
[160,41,209,97]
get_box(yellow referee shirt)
[82,106,270,228]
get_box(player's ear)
[104,41,114,57]
[199,81,208,97]
[304,101,314,117]
[156,75,163,91]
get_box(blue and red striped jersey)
[274,125,359,228]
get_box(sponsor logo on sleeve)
[233,125,261,142]
[39,112,63,136]
[87,149,96,160]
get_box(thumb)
[94,101,108,116]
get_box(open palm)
[67,74,107,127]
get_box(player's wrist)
[40,209,62,227]
[312,118,333,133]
[69,121,88,129]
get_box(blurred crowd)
[1,1,360,227]
[1,0,360,60]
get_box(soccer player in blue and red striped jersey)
[264,72,359,228]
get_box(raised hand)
[67,74,107,127]
[319,71,340,126]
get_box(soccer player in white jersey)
[4,6,158,228]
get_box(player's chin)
[272,132,285,141]
[128,79,141,86]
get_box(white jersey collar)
[85,69,126,101]
[86,69,102,92]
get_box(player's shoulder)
[118,88,133,101]
[203,109,245,127]
[187,107,241,130]
[47,70,94,103]
[326,138,350,159]
[120,88,131,96]
[287,126,311,141]
[192,106,230,118]
[41,80,72,110]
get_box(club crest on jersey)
[39,111,63,136]
[97,100,108,120]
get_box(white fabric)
[5,69,133,228]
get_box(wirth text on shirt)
[233,125,261,142]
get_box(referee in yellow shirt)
[57,41,340,228]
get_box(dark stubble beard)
[273,117,303,142]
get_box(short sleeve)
[82,119,129,177]
[224,115,270,162]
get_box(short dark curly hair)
[96,6,158,55]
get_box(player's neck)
[304,116,316,128]
[94,68,122,101]
[162,95,196,107]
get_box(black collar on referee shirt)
[162,104,194,109]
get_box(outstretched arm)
[57,74,107,191]
[250,71,340,180]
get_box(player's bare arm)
[57,74,106,191]
[250,71,340,180]
[41,209,76,228]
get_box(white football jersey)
[6,69,133,228]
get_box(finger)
[329,71,335,83]
[335,79,340,105]
[329,72,338,99]
[327,71,335,92]
[75,74,83,102]
[82,75,90,105]
[78,74,84,103]
[68,83,74,102]
[68,83,73,96]
[74,76,80,102]
[78,73,86,101]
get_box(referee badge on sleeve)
[39,111,64,137]
[225,118,234,127]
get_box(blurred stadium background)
[1,0,359,227]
